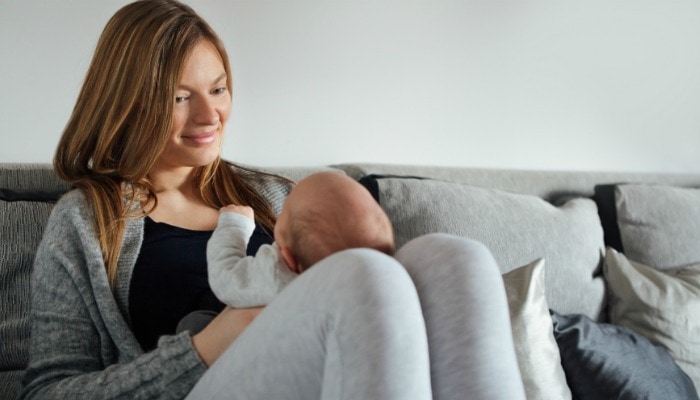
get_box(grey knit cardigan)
[20,189,207,399]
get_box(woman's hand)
[192,306,264,367]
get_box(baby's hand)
[220,204,254,220]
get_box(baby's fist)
[220,204,254,220]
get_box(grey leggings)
[186,233,525,400]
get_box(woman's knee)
[293,248,420,306]
[403,232,490,253]
[397,233,501,276]
[314,248,414,289]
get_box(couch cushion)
[614,184,700,269]
[605,248,700,392]
[503,259,571,400]
[551,310,698,400]
[360,175,606,319]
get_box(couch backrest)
[334,163,700,201]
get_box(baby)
[207,171,396,309]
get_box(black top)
[129,216,273,351]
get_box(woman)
[21,1,526,399]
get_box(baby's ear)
[279,245,302,273]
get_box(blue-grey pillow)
[551,311,698,400]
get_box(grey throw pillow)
[615,184,700,269]
[361,175,606,319]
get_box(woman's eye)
[212,87,227,95]
[175,95,189,104]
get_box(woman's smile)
[182,131,217,146]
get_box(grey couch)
[3,162,700,399]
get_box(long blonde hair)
[55,0,278,286]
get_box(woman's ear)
[279,245,302,273]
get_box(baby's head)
[274,172,395,272]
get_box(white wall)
[2,1,699,173]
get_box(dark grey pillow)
[0,188,63,202]
[551,311,698,400]
[592,184,625,252]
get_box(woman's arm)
[191,306,263,367]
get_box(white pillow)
[503,259,572,400]
[605,248,700,391]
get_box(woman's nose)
[192,97,219,125]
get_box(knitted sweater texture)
[20,189,206,400]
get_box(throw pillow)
[604,247,700,392]
[592,183,625,252]
[360,175,606,319]
[503,259,572,400]
[614,184,700,269]
[551,310,698,400]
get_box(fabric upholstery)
[0,164,67,399]
[615,184,700,269]
[0,200,55,368]
[0,164,69,194]
[335,163,700,200]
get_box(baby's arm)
[207,206,298,308]
[219,204,254,220]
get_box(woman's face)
[155,40,232,171]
